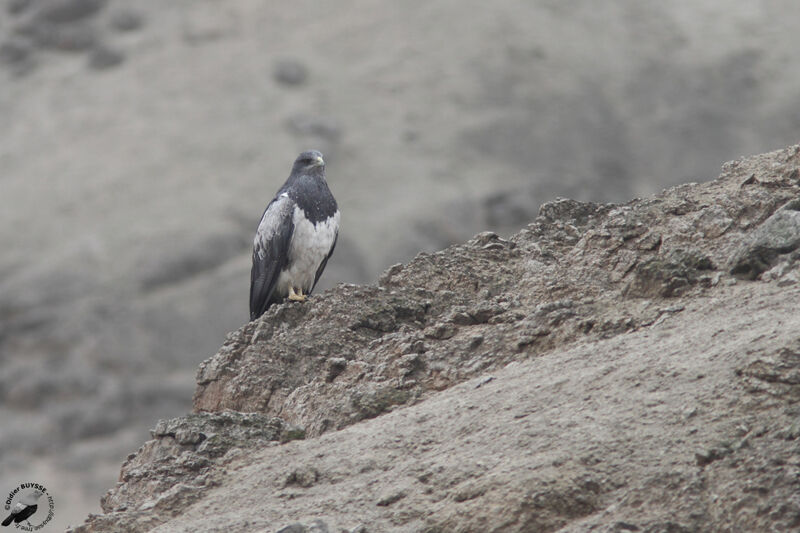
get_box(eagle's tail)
[2,514,14,526]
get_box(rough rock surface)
[71,145,800,532]
[80,412,305,532]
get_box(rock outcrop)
[72,145,800,532]
[8,3,800,526]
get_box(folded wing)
[311,231,337,294]
[250,195,295,320]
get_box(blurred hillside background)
[2,0,800,528]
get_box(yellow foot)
[288,286,307,302]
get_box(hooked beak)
[313,155,325,167]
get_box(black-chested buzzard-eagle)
[250,150,339,320]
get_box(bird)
[2,490,43,527]
[250,150,339,320]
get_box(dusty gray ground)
[3,0,800,529]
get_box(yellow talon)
[288,286,307,302]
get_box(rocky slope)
[6,2,800,526]
[70,144,800,532]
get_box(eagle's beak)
[314,155,325,167]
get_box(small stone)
[425,322,457,340]
[451,311,475,326]
[279,425,307,443]
[376,489,406,506]
[274,58,309,86]
[471,231,502,246]
[695,445,731,466]
[379,263,403,286]
[222,447,243,463]
[467,334,484,350]
[398,353,424,374]
[469,304,503,324]
[175,428,206,445]
[554,199,611,228]
[730,200,800,279]
[474,375,494,388]
[326,357,347,382]
[138,500,156,511]
[453,482,486,502]
[283,466,320,488]
[775,423,800,440]
[308,520,329,533]
[637,232,662,251]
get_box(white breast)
[275,206,340,295]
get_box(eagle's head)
[292,150,325,175]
